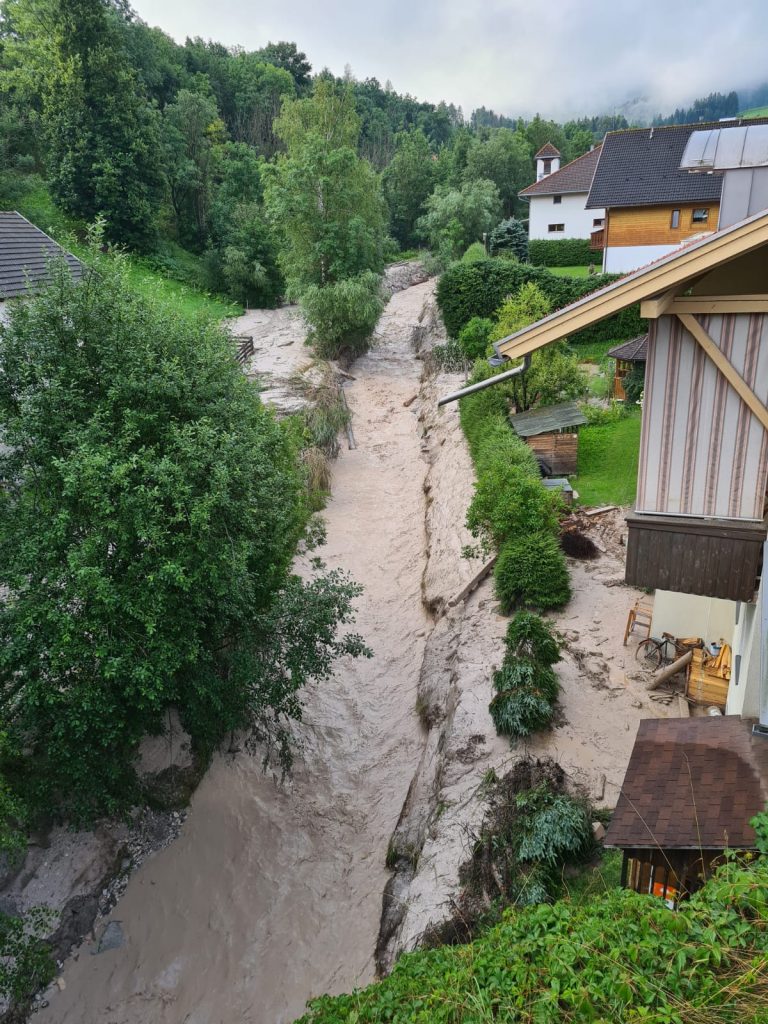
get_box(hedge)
[528,237,597,267]
[436,257,643,349]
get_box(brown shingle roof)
[534,142,561,159]
[586,117,768,210]
[520,145,602,198]
[0,211,83,299]
[605,717,768,851]
[607,334,648,361]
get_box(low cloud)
[132,0,767,120]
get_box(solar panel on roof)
[681,124,768,171]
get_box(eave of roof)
[519,145,602,198]
[496,206,768,360]
[509,400,587,436]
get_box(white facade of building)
[528,192,605,242]
[603,243,682,274]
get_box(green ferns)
[489,613,562,737]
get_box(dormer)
[535,143,561,181]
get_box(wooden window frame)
[670,209,681,229]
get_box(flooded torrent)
[40,281,443,1024]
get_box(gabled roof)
[534,142,561,159]
[604,717,768,850]
[586,116,768,210]
[519,145,602,198]
[607,334,648,361]
[496,206,768,360]
[509,400,587,436]
[0,212,83,299]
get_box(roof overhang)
[495,206,768,360]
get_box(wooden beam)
[639,287,681,319]
[669,295,768,315]
[677,313,768,432]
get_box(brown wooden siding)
[605,203,720,248]
[525,432,578,475]
[625,512,765,601]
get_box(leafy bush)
[494,532,572,612]
[503,611,561,666]
[461,241,487,263]
[528,237,596,266]
[489,281,552,342]
[301,271,384,361]
[515,783,592,863]
[472,414,540,479]
[581,399,629,425]
[490,660,559,736]
[457,316,493,360]
[417,178,502,261]
[436,257,643,347]
[622,360,645,405]
[467,464,560,552]
[299,855,768,1024]
[0,907,55,1005]
[457,360,520,457]
[488,217,529,261]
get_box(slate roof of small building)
[520,145,603,198]
[586,117,768,210]
[607,334,648,362]
[534,142,561,159]
[605,717,768,851]
[0,211,83,299]
[508,400,587,437]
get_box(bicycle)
[635,632,703,671]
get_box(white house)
[519,144,604,242]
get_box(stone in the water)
[95,920,124,954]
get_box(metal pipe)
[437,355,531,407]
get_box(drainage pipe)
[437,355,531,407]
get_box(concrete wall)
[603,244,680,273]
[528,192,604,241]
[650,590,736,648]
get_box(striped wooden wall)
[637,313,768,521]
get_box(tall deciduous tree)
[417,178,502,261]
[34,0,164,248]
[264,78,386,297]
[0,251,367,820]
[464,129,533,216]
[382,130,436,247]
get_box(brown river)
[40,282,439,1024]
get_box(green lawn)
[5,177,242,322]
[571,338,617,363]
[740,105,768,118]
[574,408,641,506]
[547,265,590,278]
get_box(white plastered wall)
[603,244,680,274]
[527,193,604,241]
[727,576,764,718]
[650,590,736,649]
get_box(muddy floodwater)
[40,284,438,1024]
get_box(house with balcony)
[586,117,768,274]
[519,144,604,243]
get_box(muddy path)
[39,282,440,1024]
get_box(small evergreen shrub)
[514,784,592,863]
[457,317,493,360]
[457,360,519,457]
[528,237,596,267]
[494,532,572,612]
[490,660,559,737]
[467,463,561,552]
[503,610,562,667]
[301,272,384,362]
[472,415,540,479]
[489,218,529,261]
[461,241,487,263]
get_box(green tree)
[162,88,225,247]
[417,178,502,261]
[464,129,532,216]
[228,53,295,156]
[382,130,436,248]
[35,0,164,248]
[264,78,386,297]
[0,252,367,820]
[255,40,312,92]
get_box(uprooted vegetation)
[489,613,562,738]
[420,757,593,947]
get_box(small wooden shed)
[508,401,587,476]
[607,334,647,400]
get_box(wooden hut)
[605,717,768,908]
[508,401,587,476]
[607,333,647,400]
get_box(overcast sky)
[131,0,767,121]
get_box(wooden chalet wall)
[637,313,768,521]
[605,203,720,248]
[524,432,578,475]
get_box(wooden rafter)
[676,313,768,432]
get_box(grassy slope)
[741,105,768,118]
[575,408,641,506]
[5,179,242,321]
